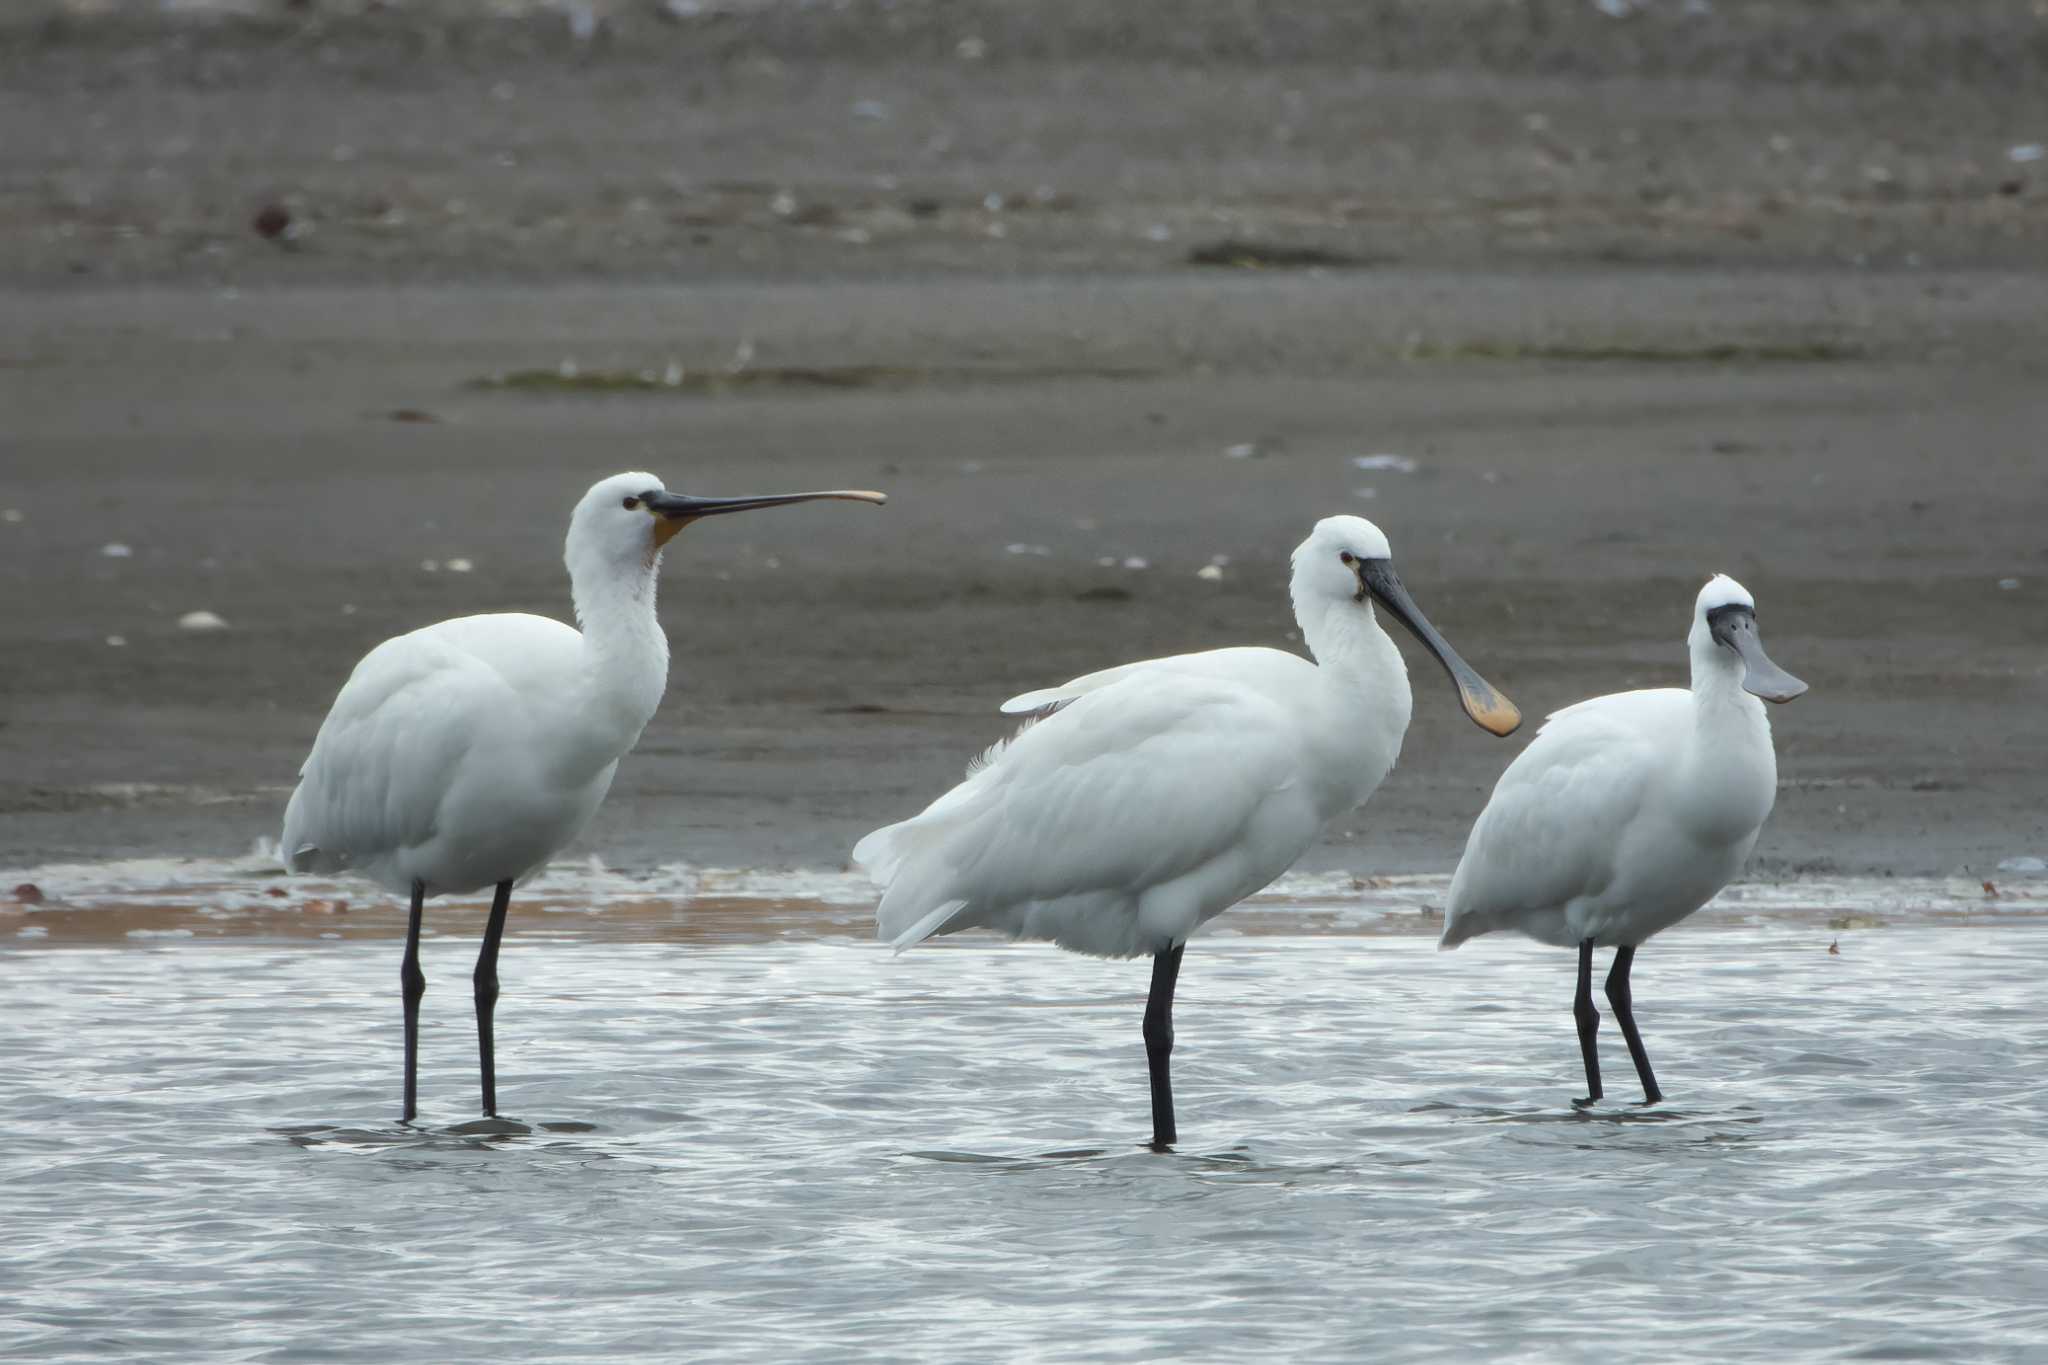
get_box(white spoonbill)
[853,516,1521,1148]
[281,472,885,1121]
[1440,574,1807,1106]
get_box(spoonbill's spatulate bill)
[853,516,1520,1148]
[1440,574,1807,1106]
[281,472,885,1121]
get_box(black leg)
[400,878,427,1123]
[473,879,514,1118]
[1573,938,1602,1106]
[1605,945,1663,1104]
[1143,943,1186,1149]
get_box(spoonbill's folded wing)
[1440,690,1682,948]
[858,673,1314,958]
[281,624,534,887]
[999,646,1300,715]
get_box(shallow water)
[6,891,2048,1361]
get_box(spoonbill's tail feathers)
[1436,904,1497,950]
[280,783,350,876]
[856,715,1054,946]
[282,838,341,876]
[854,762,1000,948]
[885,898,972,952]
[853,817,973,949]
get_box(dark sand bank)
[3,0,2047,285]
[2,1,2044,881]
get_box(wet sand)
[2,1,2045,883]
[6,871,2045,949]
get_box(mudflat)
[2,0,2044,880]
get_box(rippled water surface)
[7,888,2048,1362]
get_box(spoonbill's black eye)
[622,496,640,510]
[1339,550,1355,565]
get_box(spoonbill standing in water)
[281,472,885,1121]
[1439,574,1807,1106]
[854,516,1520,1148]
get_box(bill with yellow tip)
[1353,557,1522,737]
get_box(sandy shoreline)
[2,1,2044,884]
[6,0,2047,286]
[5,269,2045,880]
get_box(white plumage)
[282,611,626,898]
[855,515,1520,1145]
[865,663,1319,959]
[281,471,884,1120]
[1440,573,1807,1105]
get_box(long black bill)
[645,488,887,519]
[1356,559,1522,736]
[1706,605,1807,703]
[643,488,886,544]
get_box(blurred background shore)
[3,0,2044,879]
[7,0,2048,283]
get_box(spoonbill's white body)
[282,606,638,901]
[855,516,1520,1146]
[1440,574,1807,1105]
[282,472,885,1121]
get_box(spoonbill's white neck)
[566,537,671,745]
[1293,588,1391,671]
[1292,584,1413,727]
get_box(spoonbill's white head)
[1292,515,1395,604]
[566,471,888,578]
[1291,516,1521,737]
[567,471,675,575]
[1691,573,1807,704]
[1695,573,1756,615]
